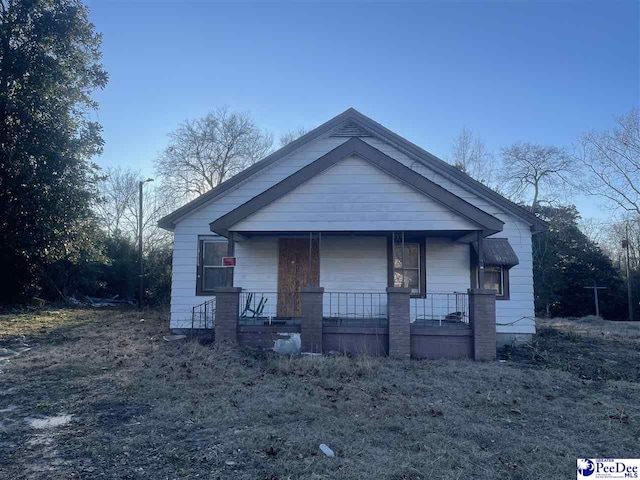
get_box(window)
[197,238,228,294]
[393,243,421,294]
[482,265,506,298]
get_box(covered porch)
[197,227,514,324]
[195,284,496,360]
[191,228,517,360]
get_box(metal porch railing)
[410,292,469,326]
[239,291,302,326]
[191,298,215,330]
[322,292,388,327]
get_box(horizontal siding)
[361,138,535,334]
[410,238,471,322]
[321,236,388,319]
[232,156,478,232]
[321,237,388,292]
[234,237,279,291]
[425,238,471,293]
[169,131,536,335]
[169,136,348,328]
[175,136,349,226]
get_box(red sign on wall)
[222,257,236,267]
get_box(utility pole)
[584,281,607,318]
[138,178,154,311]
[624,222,634,321]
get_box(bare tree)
[450,127,496,187]
[96,167,172,252]
[499,143,575,212]
[279,127,309,147]
[155,107,273,199]
[578,109,640,215]
[579,217,608,246]
[95,167,139,238]
[601,216,640,272]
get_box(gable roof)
[158,108,547,232]
[210,138,504,237]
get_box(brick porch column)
[387,287,411,359]
[468,288,496,361]
[213,287,241,344]
[301,286,324,354]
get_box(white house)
[159,108,545,352]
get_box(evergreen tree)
[0,0,107,301]
[534,205,627,319]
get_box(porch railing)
[239,291,302,326]
[410,292,469,326]
[322,292,388,327]
[191,298,215,330]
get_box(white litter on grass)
[27,415,73,429]
[273,333,301,355]
[319,444,335,457]
[0,347,31,359]
[163,335,186,342]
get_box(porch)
[190,227,518,359]
[232,289,470,328]
[192,287,496,360]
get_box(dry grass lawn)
[0,309,639,479]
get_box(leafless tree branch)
[449,127,497,188]
[155,107,273,204]
[578,109,640,216]
[499,142,577,211]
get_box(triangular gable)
[159,107,546,233]
[210,138,504,236]
[229,155,481,232]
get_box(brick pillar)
[301,287,324,353]
[469,288,496,361]
[387,287,411,359]
[214,287,241,344]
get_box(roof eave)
[157,108,362,231]
[159,107,549,234]
[209,138,504,236]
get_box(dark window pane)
[393,270,419,290]
[403,270,419,290]
[203,267,226,290]
[403,245,419,268]
[482,266,502,295]
[394,244,419,268]
[203,241,227,266]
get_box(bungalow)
[158,108,545,359]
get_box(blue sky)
[86,1,639,219]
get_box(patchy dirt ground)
[0,309,639,479]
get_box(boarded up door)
[277,238,319,317]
